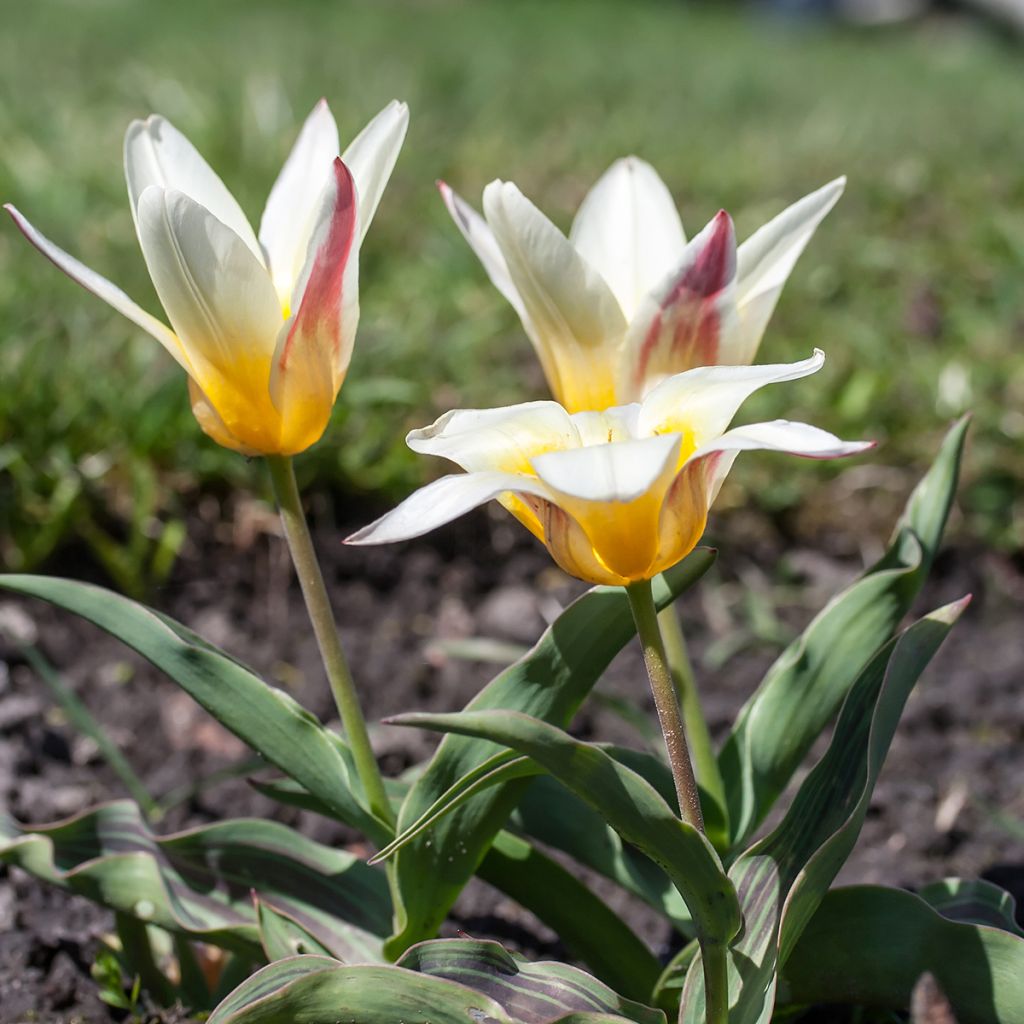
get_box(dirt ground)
[1,491,1022,1023]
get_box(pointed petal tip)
[711,208,735,231]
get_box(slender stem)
[266,455,394,828]
[115,912,174,1006]
[626,580,704,833]
[700,940,730,1024]
[656,603,727,827]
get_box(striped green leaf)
[0,800,390,962]
[208,939,665,1024]
[478,830,661,1000]
[247,766,659,996]
[780,885,1024,1022]
[256,899,338,960]
[510,751,694,933]
[388,709,739,949]
[397,938,663,1024]
[718,417,967,847]
[386,550,715,958]
[0,574,389,845]
[678,599,966,1024]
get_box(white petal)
[730,177,846,363]
[135,186,281,375]
[532,433,681,503]
[258,99,340,305]
[483,180,628,409]
[341,99,409,244]
[124,115,261,262]
[691,418,875,462]
[438,181,527,321]
[408,402,578,474]
[4,203,188,373]
[637,350,826,446]
[620,210,739,402]
[345,471,551,545]
[569,157,686,322]
[568,404,641,447]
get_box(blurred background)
[1,0,1022,589]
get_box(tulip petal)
[342,99,409,244]
[258,99,341,306]
[531,499,633,587]
[438,181,528,321]
[124,115,261,262]
[691,418,875,464]
[568,404,642,447]
[533,434,682,581]
[483,180,628,412]
[407,401,578,474]
[345,471,551,545]
[135,186,281,383]
[637,350,826,449]
[187,377,258,455]
[4,203,189,373]
[692,417,872,518]
[730,177,845,364]
[621,210,739,402]
[269,158,358,452]
[532,433,681,504]
[654,454,722,576]
[569,156,686,322]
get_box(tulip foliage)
[2,415,1020,1024]
[2,100,1022,1024]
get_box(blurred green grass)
[2,0,1022,585]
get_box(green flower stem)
[701,940,730,1024]
[266,455,394,829]
[626,580,704,833]
[656,602,726,828]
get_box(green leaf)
[918,878,1024,935]
[0,800,390,961]
[718,417,967,846]
[397,937,664,1024]
[389,709,739,949]
[371,751,537,864]
[678,599,966,1024]
[245,767,659,996]
[478,830,661,1002]
[208,940,665,1024]
[386,550,715,957]
[510,750,695,933]
[0,575,388,844]
[780,885,1024,1022]
[256,899,339,961]
[250,752,665,996]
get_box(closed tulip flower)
[440,162,843,412]
[6,99,408,455]
[347,351,871,586]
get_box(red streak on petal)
[635,210,736,386]
[279,157,357,371]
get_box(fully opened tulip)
[440,162,844,412]
[6,99,409,455]
[348,351,872,586]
